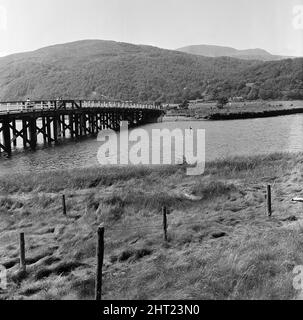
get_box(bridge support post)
[96,114,100,133]
[42,117,47,144]
[96,114,99,132]
[94,114,97,134]
[92,114,95,135]
[53,116,58,144]
[95,114,98,134]
[110,112,113,129]
[29,118,37,150]
[69,115,74,138]
[106,112,109,129]
[115,112,120,129]
[97,114,101,131]
[113,112,117,130]
[101,113,105,130]
[112,112,115,129]
[84,114,88,136]
[2,120,11,156]
[90,114,94,135]
[105,113,108,129]
[62,115,66,138]
[80,114,85,137]
[22,119,28,148]
[57,117,61,138]
[87,114,91,134]
[79,114,82,137]
[46,117,52,145]
[75,114,79,138]
[95,114,98,132]
[12,119,17,147]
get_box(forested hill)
[0,40,302,103]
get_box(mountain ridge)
[0,39,302,102]
[177,44,291,61]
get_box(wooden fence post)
[19,232,26,272]
[162,206,168,242]
[62,194,67,216]
[266,185,272,217]
[95,224,104,301]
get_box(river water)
[1,114,303,176]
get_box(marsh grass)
[0,152,302,300]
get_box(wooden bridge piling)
[53,115,58,144]
[69,115,74,138]
[12,119,17,147]
[29,118,37,150]
[46,117,52,145]
[42,117,47,144]
[2,120,12,156]
[75,114,79,138]
[22,119,27,148]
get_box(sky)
[0,0,302,57]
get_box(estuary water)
[1,114,303,176]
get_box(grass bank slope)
[1,153,303,300]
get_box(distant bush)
[191,181,237,198]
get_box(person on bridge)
[26,98,32,109]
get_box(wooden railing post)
[162,206,168,242]
[62,194,67,216]
[95,224,104,300]
[266,185,272,217]
[19,232,26,272]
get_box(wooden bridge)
[0,100,164,156]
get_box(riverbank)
[165,100,303,121]
[1,152,303,300]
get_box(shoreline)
[164,107,303,121]
[165,100,303,121]
[204,107,303,120]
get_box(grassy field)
[1,152,303,300]
[165,100,303,121]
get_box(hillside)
[0,40,302,103]
[177,44,287,61]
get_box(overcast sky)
[0,0,302,57]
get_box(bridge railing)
[0,101,57,114]
[0,100,162,114]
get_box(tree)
[179,99,189,109]
[259,88,273,100]
[216,96,229,109]
[247,88,259,100]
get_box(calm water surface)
[1,114,303,176]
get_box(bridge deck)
[0,100,164,156]
[0,99,161,117]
